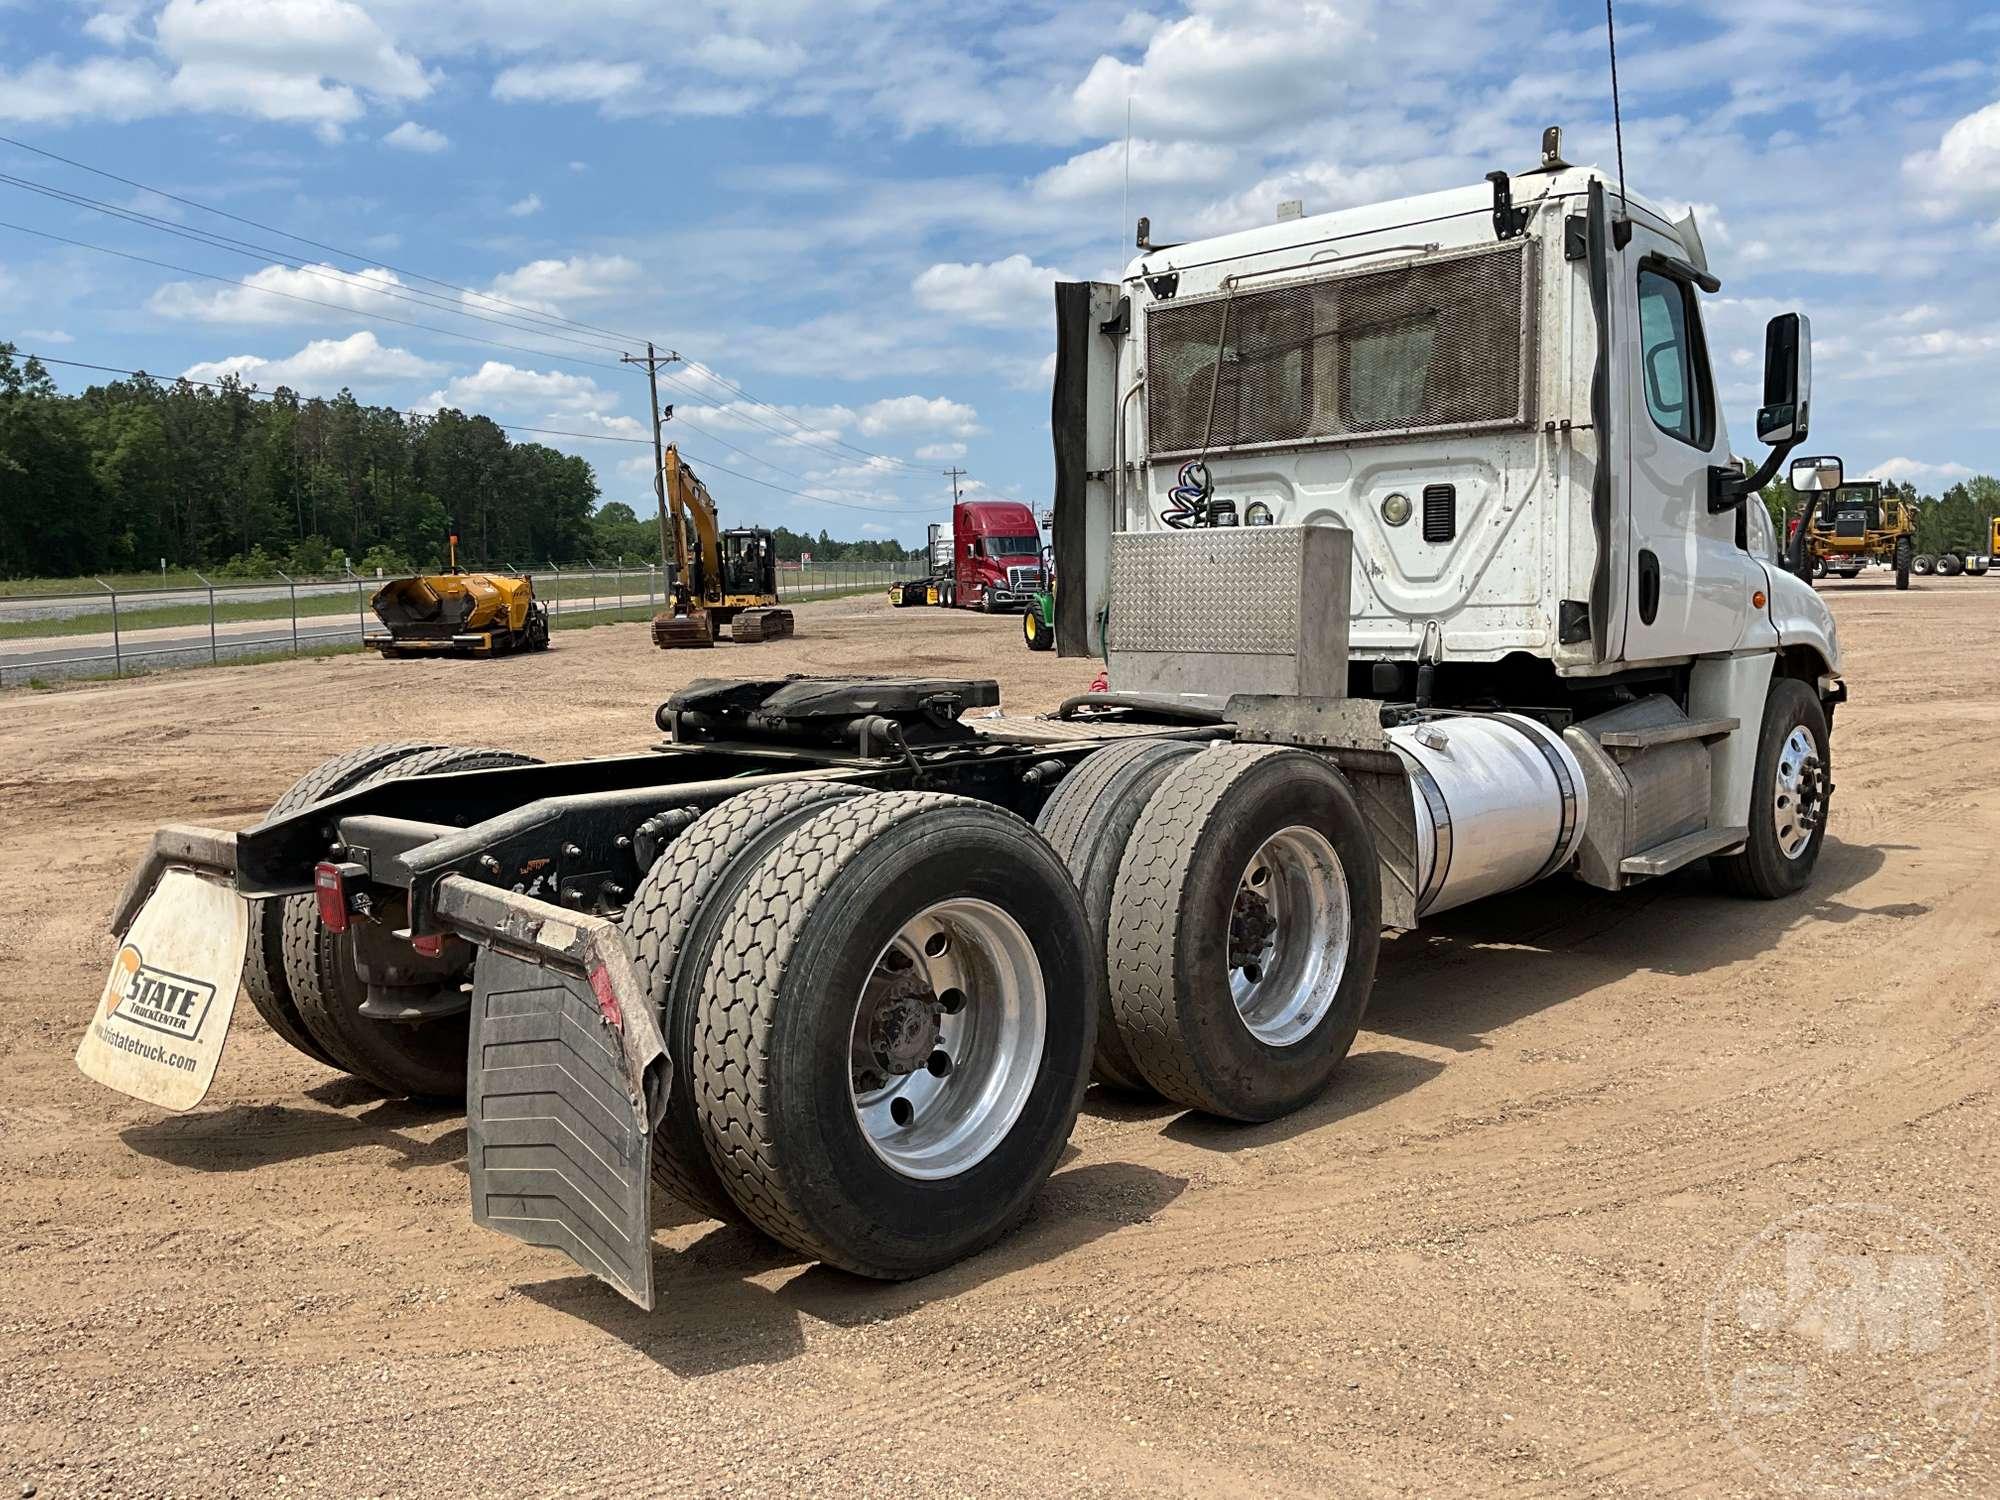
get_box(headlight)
[1245,501,1274,526]
[1381,492,1412,527]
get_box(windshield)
[985,535,1038,557]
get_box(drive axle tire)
[620,780,865,1222]
[1710,678,1830,900]
[1035,737,1203,1092]
[1895,537,1913,591]
[693,793,1096,1278]
[1022,607,1054,651]
[1107,746,1381,1122]
[244,741,445,1070]
[283,745,541,1097]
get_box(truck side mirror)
[1756,313,1811,445]
[1788,455,1844,493]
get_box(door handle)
[1637,550,1661,625]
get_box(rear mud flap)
[467,952,661,1308]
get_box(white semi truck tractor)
[78,128,1844,1308]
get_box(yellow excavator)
[365,536,550,657]
[651,443,794,648]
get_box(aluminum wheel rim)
[1773,725,1825,860]
[850,898,1046,1180]
[1228,826,1352,1047]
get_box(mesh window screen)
[1146,240,1535,457]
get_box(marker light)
[1382,492,1413,527]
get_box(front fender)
[1760,563,1841,680]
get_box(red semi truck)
[889,500,1044,611]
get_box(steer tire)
[283,746,541,1098]
[1034,737,1204,1092]
[1107,746,1381,1122]
[692,793,1096,1278]
[1710,678,1830,900]
[620,780,866,1223]
[243,741,445,1070]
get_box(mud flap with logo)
[466,951,662,1308]
[77,868,247,1111]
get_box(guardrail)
[0,559,906,687]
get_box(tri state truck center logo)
[104,944,218,1042]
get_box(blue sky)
[3,0,1998,547]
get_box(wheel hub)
[1228,826,1353,1047]
[1773,725,1826,861]
[849,900,1047,1180]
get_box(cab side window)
[1636,269,1713,449]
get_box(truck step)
[1596,715,1739,751]
[1620,826,1748,878]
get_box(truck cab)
[952,499,1044,611]
[1052,127,1844,905]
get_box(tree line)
[0,347,921,583]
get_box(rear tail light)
[409,933,446,957]
[313,862,352,934]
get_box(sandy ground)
[2,581,1997,1499]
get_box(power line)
[0,131,958,482]
[0,130,646,347]
[0,219,634,375]
[674,357,935,474]
[0,171,631,358]
[12,351,946,516]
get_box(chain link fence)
[0,558,908,687]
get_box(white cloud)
[157,0,432,134]
[183,331,443,392]
[149,262,408,323]
[383,120,448,153]
[915,441,967,460]
[421,361,624,424]
[20,329,76,345]
[1070,0,1367,142]
[857,395,981,437]
[692,35,805,80]
[492,59,644,106]
[481,254,641,310]
[506,193,544,217]
[1032,138,1237,201]
[1906,97,2000,204]
[0,56,169,124]
[1867,457,1976,485]
[912,255,1065,329]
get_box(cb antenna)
[1605,0,1631,242]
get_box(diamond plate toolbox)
[1106,525,1350,699]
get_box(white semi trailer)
[78,129,1844,1308]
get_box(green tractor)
[1022,545,1055,651]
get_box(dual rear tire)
[654,791,1097,1276]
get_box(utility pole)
[620,342,681,572]
[944,466,967,506]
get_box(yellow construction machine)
[366,537,550,657]
[651,443,794,648]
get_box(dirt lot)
[3,581,1997,1498]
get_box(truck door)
[1620,232,1750,659]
